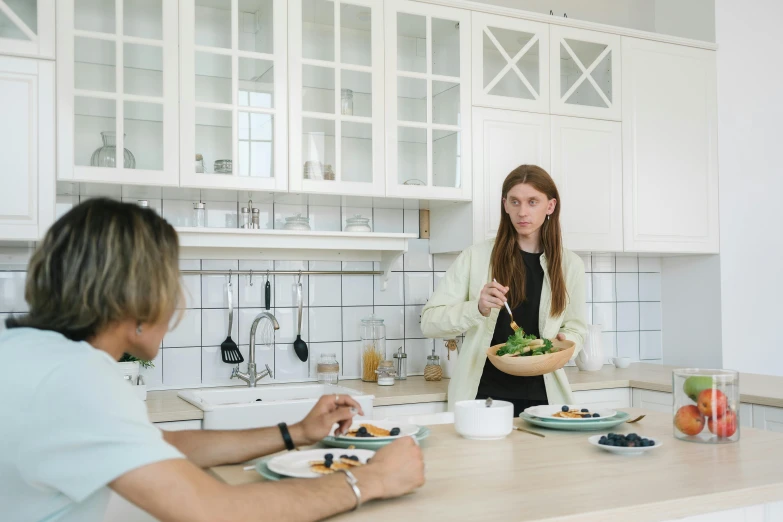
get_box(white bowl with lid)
[344,214,372,232]
[283,213,311,231]
[454,399,514,440]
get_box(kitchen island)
[209,409,783,522]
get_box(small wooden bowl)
[486,340,576,377]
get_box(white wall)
[655,0,715,42]
[716,0,783,375]
[661,256,722,369]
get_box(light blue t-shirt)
[0,328,184,522]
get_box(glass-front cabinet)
[0,0,54,59]
[56,0,179,185]
[288,0,384,196]
[385,0,471,200]
[549,25,621,121]
[180,0,287,191]
[471,12,548,114]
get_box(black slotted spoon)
[221,278,244,364]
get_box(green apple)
[684,375,714,402]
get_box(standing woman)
[421,165,587,415]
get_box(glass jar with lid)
[283,213,311,231]
[376,360,397,386]
[361,315,385,382]
[193,202,207,228]
[317,353,340,385]
[424,348,443,381]
[344,214,372,232]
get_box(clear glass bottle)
[240,207,250,229]
[251,208,261,229]
[317,353,340,385]
[376,360,397,386]
[193,202,206,228]
[341,88,354,115]
[90,131,136,168]
[195,154,205,173]
[360,315,385,382]
[424,348,443,381]
[393,347,407,380]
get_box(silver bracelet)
[339,469,362,511]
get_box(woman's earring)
[136,324,143,335]
[546,215,550,221]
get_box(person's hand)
[478,281,508,317]
[360,437,425,499]
[291,394,363,446]
[555,333,566,341]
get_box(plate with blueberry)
[266,448,375,479]
[589,433,662,456]
[525,404,618,421]
[333,420,419,440]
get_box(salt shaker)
[393,347,407,380]
[193,202,206,228]
[251,208,260,229]
[240,207,251,229]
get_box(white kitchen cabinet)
[621,37,719,253]
[430,107,549,253]
[288,0,384,196]
[0,0,54,59]
[471,11,548,114]
[631,388,672,413]
[550,115,623,252]
[752,405,783,433]
[550,25,621,121]
[373,401,448,421]
[385,0,472,201]
[56,0,179,187]
[572,388,630,409]
[180,0,287,192]
[0,55,54,240]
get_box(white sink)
[178,385,374,430]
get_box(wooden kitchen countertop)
[209,409,783,522]
[147,363,783,423]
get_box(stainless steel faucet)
[231,311,279,387]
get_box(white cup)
[612,357,631,369]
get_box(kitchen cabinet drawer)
[154,419,202,431]
[373,401,447,421]
[752,405,783,433]
[631,388,672,413]
[573,388,630,409]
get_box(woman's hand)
[291,394,364,446]
[555,333,566,341]
[478,281,509,317]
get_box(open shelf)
[176,227,415,289]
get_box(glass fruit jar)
[673,368,739,444]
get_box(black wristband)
[278,422,295,451]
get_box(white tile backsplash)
[164,308,202,348]
[639,273,662,301]
[404,239,433,271]
[640,302,662,330]
[405,338,433,375]
[615,256,638,273]
[274,307,310,344]
[341,306,372,342]
[374,271,404,306]
[592,254,615,273]
[201,274,239,308]
[341,341,362,379]
[181,274,202,308]
[202,308,239,346]
[615,273,639,302]
[616,302,640,332]
[433,253,458,272]
[308,307,342,343]
[275,344,310,381]
[201,345,251,386]
[403,209,419,235]
[162,347,202,387]
[616,331,640,361]
[639,257,661,272]
[373,305,405,339]
[309,205,342,232]
[640,330,663,360]
[404,305,425,338]
[592,303,616,331]
[309,274,342,307]
[404,272,433,305]
[591,273,615,303]
[0,272,27,313]
[373,208,404,233]
[342,275,373,306]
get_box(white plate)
[267,449,375,479]
[525,404,617,422]
[333,420,420,441]
[588,435,663,456]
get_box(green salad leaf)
[495,329,554,357]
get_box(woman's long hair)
[490,165,567,317]
[7,198,182,341]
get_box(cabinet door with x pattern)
[471,12,549,114]
[550,25,621,121]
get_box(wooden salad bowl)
[486,340,576,377]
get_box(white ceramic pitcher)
[576,324,604,371]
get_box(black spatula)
[221,279,244,364]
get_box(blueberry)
[607,433,616,438]
[562,405,570,412]
[348,455,360,461]
[599,436,607,443]
[324,460,332,468]
[648,440,655,446]
[582,414,591,418]
[628,433,638,440]
[390,428,401,436]
[581,408,589,413]
[324,453,334,460]
[357,427,368,434]
[592,413,600,418]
